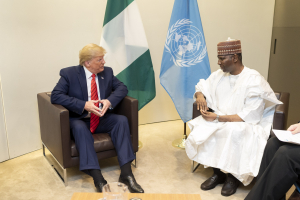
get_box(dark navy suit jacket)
[51,65,128,120]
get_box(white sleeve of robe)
[193,71,218,101]
[237,95,265,125]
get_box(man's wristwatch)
[213,115,219,123]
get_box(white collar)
[83,65,95,79]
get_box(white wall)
[0,0,275,158]
[0,0,105,158]
[0,75,9,162]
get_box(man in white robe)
[185,38,282,196]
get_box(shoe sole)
[221,184,239,196]
[221,189,237,197]
[119,179,143,193]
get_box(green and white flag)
[100,0,156,110]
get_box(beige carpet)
[0,120,294,200]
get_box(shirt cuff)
[237,112,246,122]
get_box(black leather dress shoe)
[119,175,144,193]
[288,189,300,200]
[221,175,239,196]
[201,174,226,190]
[95,180,108,193]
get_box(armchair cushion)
[71,133,115,157]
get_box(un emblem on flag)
[165,19,207,67]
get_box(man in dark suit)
[245,123,300,200]
[51,43,144,193]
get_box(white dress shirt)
[83,66,101,102]
[83,66,101,117]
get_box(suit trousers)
[70,113,136,171]
[245,137,300,200]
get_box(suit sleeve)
[106,70,128,108]
[51,69,86,115]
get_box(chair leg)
[191,160,200,173]
[63,168,68,187]
[131,153,137,168]
[42,143,68,186]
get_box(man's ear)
[233,54,238,63]
[84,60,89,67]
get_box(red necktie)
[90,74,99,133]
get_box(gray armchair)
[37,92,139,186]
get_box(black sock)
[213,168,225,176]
[89,169,106,185]
[228,173,238,180]
[120,162,133,178]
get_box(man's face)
[217,55,234,73]
[85,55,105,74]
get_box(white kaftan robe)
[185,66,282,186]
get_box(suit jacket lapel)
[76,66,88,101]
[98,72,105,100]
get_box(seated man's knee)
[111,115,130,137]
[73,123,87,131]
[115,115,128,125]
[275,146,290,161]
[265,137,281,151]
[71,121,89,136]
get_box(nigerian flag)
[100,0,156,110]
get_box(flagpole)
[172,122,187,149]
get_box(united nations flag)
[160,0,211,123]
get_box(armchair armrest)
[37,92,71,167]
[273,92,290,130]
[192,102,201,119]
[113,96,139,152]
